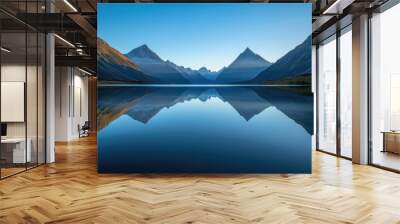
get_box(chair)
[78,121,90,138]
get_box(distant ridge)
[165,61,210,84]
[97,38,157,83]
[125,45,189,84]
[251,36,312,83]
[198,67,219,81]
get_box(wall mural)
[97,3,313,173]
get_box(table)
[382,131,400,154]
[1,138,32,163]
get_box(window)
[370,3,400,171]
[317,35,337,154]
[339,26,352,158]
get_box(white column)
[46,32,55,163]
[352,14,369,164]
[55,67,73,141]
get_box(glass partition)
[339,26,352,158]
[1,31,28,177]
[0,1,46,179]
[38,32,46,165]
[317,35,337,154]
[27,31,38,169]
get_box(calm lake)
[97,85,313,173]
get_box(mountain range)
[98,36,311,84]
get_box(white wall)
[55,66,70,141]
[1,65,39,138]
[1,82,25,122]
[1,63,46,164]
[72,73,89,138]
[1,64,26,81]
[1,65,26,139]
[54,67,89,141]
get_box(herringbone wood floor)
[1,135,400,224]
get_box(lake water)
[97,85,313,173]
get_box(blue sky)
[98,3,311,71]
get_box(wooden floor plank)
[1,135,400,223]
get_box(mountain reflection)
[98,85,313,134]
